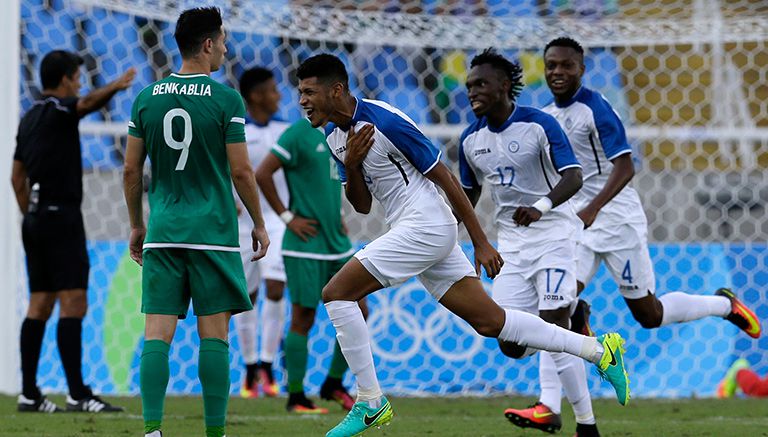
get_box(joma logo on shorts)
[620,285,639,291]
[543,295,565,301]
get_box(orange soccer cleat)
[717,288,761,338]
[504,402,562,434]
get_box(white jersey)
[542,87,646,229]
[459,105,582,253]
[237,120,290,233]
[326,98,455,228]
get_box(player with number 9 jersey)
[128,73,247,249]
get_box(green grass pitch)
[2,395,767,436]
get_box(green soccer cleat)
[717,358,750,398]
[325,396,393,437]
[596,333,630,406]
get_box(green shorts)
[283,255,351,308]
[142,248,252,318]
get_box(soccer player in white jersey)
[458,48,600,437]
[504,36,763,433]
[294,53,630,437]
[234,67,290,398]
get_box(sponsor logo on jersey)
[316,142,326,152]
[507,140,520,153]
[473,148,491,157]
[335,145,347,154]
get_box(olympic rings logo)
[367,279,490,362]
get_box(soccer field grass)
[2,395,767,436]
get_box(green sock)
[140,339,170,433]
[327,340,349,379]
[199,338,230,435]
[285,331,308,393]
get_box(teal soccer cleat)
[326,396,393,437]
[596,333,630,406]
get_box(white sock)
[538,352,562,414]
[551,352,595,425]
[234,306,258,365]
[499,309,604,364]
[659,292,731,326]
[325,300,382,407]
[259,297,285,363]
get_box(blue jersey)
[459,105,582,251]
[543,87,646,229]
[326,98,455,228]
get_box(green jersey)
[273,118,353,259]
[128,73,246,250]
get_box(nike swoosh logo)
[607,344,617,366]
[363,404,388,426]
[532,411,554,419]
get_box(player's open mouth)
[470,100,484,110]
[305,109,314,118]
[550,79,567,88]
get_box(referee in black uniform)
[11,50,135,413]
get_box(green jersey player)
[123,7,269,437]
[256,118,362,413]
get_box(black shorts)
[22,206,89,292]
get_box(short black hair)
[239,67,274,102]
[174,7,223,59]
[296,54,349,90]
[470,48,524,100]
[40,50,83,90]
[544,37,584,56]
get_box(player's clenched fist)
[512,206,542,227]
[474,240,504,279]
[344,123,375,168]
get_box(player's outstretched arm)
[513,167,583,227]
[426,162,503,278]
[255,153,318,242]
[578,153,633,228]
[228,141,269,260]
[343,123,374,214]
[123,134,147,265]
[76,68,136,117]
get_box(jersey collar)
[487,105,518,133]
[170,72,208,79]
[554,85,585,108]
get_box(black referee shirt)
[14,95,83,207]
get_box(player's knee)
[265,280,284,301]
[59,295,88,318]
[539,307,570,328]
[498,340,529,359]
[470,315,503,338]
[635,311,662,329]
[26,301,55,320]
[290,308,315,335]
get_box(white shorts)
[576,223,655,299]
[239,217,287,293]
[354,223,476,300]
[492,239,577,314]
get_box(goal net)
[17,0,768,398]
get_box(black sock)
[288,391,309,406]
[245,363,258,387]
[576,423,600,437]
[57,318,90,399]
[20,318,46,399]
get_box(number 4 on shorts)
[621,260,633,283]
